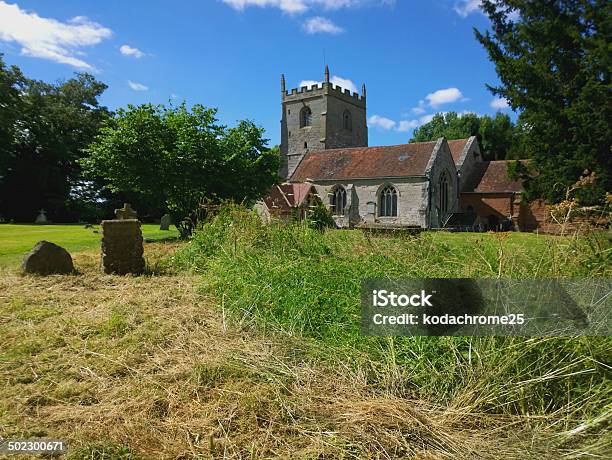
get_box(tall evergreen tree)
[475,0,611,204]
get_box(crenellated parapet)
[281,66,366,107]
[282,82,366,107]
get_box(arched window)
[379,185,398,217]
[300,106,312,127]
[330,186,347,216]
[343,110,352,131]
[439,172,450,216]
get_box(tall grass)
[174,205,611,453]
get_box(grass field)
[0,223,178,268]
[1,209,610,458]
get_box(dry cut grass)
[0,242,592,459]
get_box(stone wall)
[101,219,145,275]
[313,177,429,228]
[325,90,368,149]
[457,138,484,192]
[281,93,327,179]
[427,140,459,227]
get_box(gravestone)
[115,203,137,220]
[364,202,376,224]
[160,213,171,230]
[35,209,48,224]
[101,219,145,275]
[22,241,74,275]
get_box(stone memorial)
[101,219,145,275]
[115,203,137,220]
[160,213,171,230]
[35,209,48,224]
[22,241,74,275]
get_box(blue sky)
[0,0,513,147]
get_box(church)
[259,67,536,231]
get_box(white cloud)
[128,80,148,91]
[0,1,111,70]
[490,97,510,110]
[425,87,464,107]
[397,119,418,132]
[298,75,358,94]
[368,113,434,133]
[454,0,481,18]
[410,99,426,115]
[368,115,396,131]
[396,114,434,132]
[303,16,344,34]
[330,76,357,93]
[222,0,308,13]
[221,0,364,14]
[299,79,321,88]
[120,44,145,58]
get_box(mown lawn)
[0,223,178,268]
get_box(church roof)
[447,138,472,164]
[471,160,526,193]
[290,142,439,181]
[263,183,315,212]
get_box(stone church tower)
[279,66,368,180]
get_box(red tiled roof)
[263,183,316,213]
[473,161,526,193]
[290,142,438,181]
[447,138,471,164]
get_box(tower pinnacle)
[325,65,330,83]
[281,74,286,93]
[362,83,366,98]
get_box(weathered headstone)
[22,241,74,275]
[160,213,172,230]
[114,203,137,220]
[35,209,48,224]
[101,219,145,275]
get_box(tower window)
[379,185,398,217]
[300,106,312,127]
[343,110,352,131]
[304,142,307,149]
[330,186,347,216]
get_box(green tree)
[0,55,25,188]
[475,0,611,204]
[410,111,522,160]
[81,103,279,237]
[0,59,110,222]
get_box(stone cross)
[115,203,137,220]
